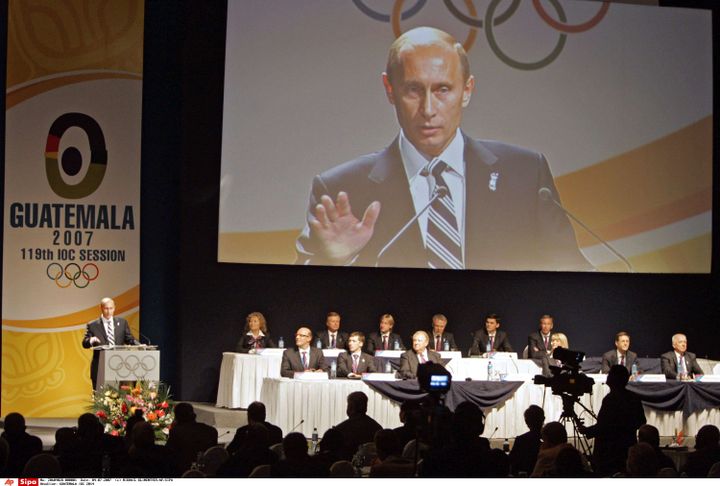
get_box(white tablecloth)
[260,377,720,439]
[216,352,282,408]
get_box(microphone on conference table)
[140,333,152,345]
[375,186,449,266]
[289,419,305,433]
[538,187,634,273]
[488,426,499,440]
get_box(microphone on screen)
[538,187,634,272]
[375,186,449,266]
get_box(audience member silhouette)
[270,432,328,477]
[637,424,676,472]
[509,404,544,476]
[531,422,572,477]
[165,402,218,475]
[625,442,660,477]
[0,436,10,476]
[1,412,43,476]
[579,364,646,476]
[217,423,278,477]
[334,391,383,460]
[421,401,492,477]
[226,401,283,455]
[682,424,720,478]
[122,421,175,477]
[369,429,414,477]
[124,409,145,449]
[553,445,592,477]
[312,427,345,473]
[59,413,126,476]
[392,400,423,449]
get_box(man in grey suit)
[428,314,457,352]
[399,331,444,379]
[366,313,405,354]
[280,327,327,378]
[315,311,349,349]
[661,333,703,380]
[82,297,139,389]
[337,332,377,378]
[295,27,590,272]
[601,331,638,374]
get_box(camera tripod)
[558,393,597,456]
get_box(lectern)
[96,345,160,391]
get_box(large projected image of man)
[296,27,591,271]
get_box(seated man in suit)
[334,391,383,461]
[316,311,349,349]
[601,331,638,374]
[527,314,554,359]
[399,331,443,379]
[280,327,327,378]
[428,314,457,352]
[81,296,139,389]
[226,401,283,454]
[469,314,513,356]
[660,333,703,380]
[367,313,405,354]
[337,331,377,378]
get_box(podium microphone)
[140,334,152,345]
[289,419,305,432]
[538,187,634,273]
[375,186,448,266]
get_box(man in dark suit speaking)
[82,297,139,389]
[295,26,590,271]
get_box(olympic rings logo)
[46,262,99,288]
[108,354,157,379]
[352,0,610,70]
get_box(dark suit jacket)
[469,329,513,356]
[366,332,405,354]
[296,134,591,271]
[600,349,638,374]
[82,317,138,388]
[280,347,327,378]
[334,413,383,460]
[660,350,703,379]
[315,329,349,350]
[336,351,377,377]
[399,349,443,379]
[427,331,458,352]
[165,420,218,474]
[235,333,276,353]
[527,331,553,359]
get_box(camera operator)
[578,365,646,477]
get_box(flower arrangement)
[91,380,174,440]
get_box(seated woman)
[236,312,276,353]
[541,332,569,377]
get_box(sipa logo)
[19,479,38,486]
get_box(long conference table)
[216,351,720,439]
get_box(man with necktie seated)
[428,314,457,352]
[527,314,555,359]
[280,327,327,378]
[82,296,139,389]
[315,311,349,350]
[367,313,405,354]
[469,313,513,356]
[337,332,377,378]
[600,331,638,374]
[399,331,444,379]
[660,333,703,380]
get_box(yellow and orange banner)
[2,0,144,417]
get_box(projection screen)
[219,0,712,273]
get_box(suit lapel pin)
[489,172,499,191]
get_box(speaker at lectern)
[94,344,160,391]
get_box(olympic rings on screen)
[533,0,610,34]
[392,0,479,53]
[485,0,566,71]
[46,262,100,288]
[352,0,610,69]
[352,0,426,22]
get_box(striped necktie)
[426,159,463,269]
[105,319,115,346]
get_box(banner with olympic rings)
[2,1,144,417]
[219,0,712,273]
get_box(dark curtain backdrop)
[112,0,720,401]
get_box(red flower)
[121,402,128,414]
[157,410,165,418]
[160,401,169,409]
[96,411,107,419]
[110,430,119,436]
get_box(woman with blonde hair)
[236,312,276,353]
